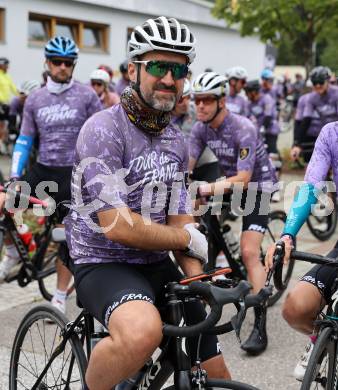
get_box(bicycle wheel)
[306,194,338,241]
[9,304,87,390]
[261,210,295,306]
[206,378,259,389]
[301,327,337,390]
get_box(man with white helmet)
[90,69,120,109]
[65,17,231,390]
[8,80,40,137]
[226,66,248,116]
[171,78,196,136]
[189,72,277,355]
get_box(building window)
[28,16,50,42]
[0,8,5,42]
[28,13,108,52]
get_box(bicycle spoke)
[16,377,31,390]
[17,361,38,378]
[20,347,38,380]
[28,327,39,376]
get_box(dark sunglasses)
[91,81,104,87]
[133,60,189,80]
[194,96,218,105]
[311,79,325,86]
[50,58,75,68]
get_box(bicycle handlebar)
[162,280,251,337]
[271,241,338,292]
[0,185,49,208]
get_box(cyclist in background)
[0,57,18,154]
[0,36,102,315]
[189,72,277,355]
[245,80,280,157]
[90,69,120,109]
[98,64,116,92]
[265,120,338,381]
[291,80,321,163]
[225,66,248,116]
[115,60,130,96]
[291,66,338,161]
[171,78,195,137]
[65,16,231,390]
[8,80,41,139]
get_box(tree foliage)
[212,0,338,74]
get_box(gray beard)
[143,91,177,112]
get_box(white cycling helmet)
[192,72,227,96]
[182,79,191,97]
[19,80,40,96]
[90,69,110,84]
[226,66,248,80]
[127,16,196,64]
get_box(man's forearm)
[99,208,190,251]
[201,173,252,196]
[174,252,204,277]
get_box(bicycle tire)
[300,327,337,390]
[306,195,338,241]
[35,232,58,301]
[9,304,87,390]
[207,378,259,389]
[261,210,295,306]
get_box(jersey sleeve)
[20,94,38,138]
[189,122,206,161]
[74,111,128,214]
[236,120,257,173]
[304,124,332,188]
[295,96,305,121]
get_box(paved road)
[0,152,336,389]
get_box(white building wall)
[0,0,265,86]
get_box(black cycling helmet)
[119,60,128,74]
[245,79,260,92]
[0,57,9,65]
[310,66,331,84]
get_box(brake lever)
[230,299,246,343]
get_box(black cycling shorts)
[224,190,270,234]
[20,162,72,215]
[0,104,9,121]
[264,134,278,155]
[300,241,338,303]
[74,257,222,363]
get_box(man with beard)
[0,36,102,315]
[65,17,231,390]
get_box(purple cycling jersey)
[246,93,280,135]
[261,85,281,103]
[9,96,24,117]
[305,121,338,190]
[303,86,338,130]
[65,104,191,265]
[20,81,101,166]
[226,94,248,116]
[115,78,130,96]
[295,93,321,137]
[189,112,277,189]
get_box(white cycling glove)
[183,223,208,264]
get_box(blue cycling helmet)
[44,36,79,59]
[261,68,274,80]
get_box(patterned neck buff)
[120,87,171,136]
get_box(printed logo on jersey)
[37,104,77,123]
[239,147,250,160]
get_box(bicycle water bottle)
[222,224,240,259]
[17,223,36,258]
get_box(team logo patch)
[239,147,250,160]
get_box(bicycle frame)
[0,210,56,286]
[30,287,210,390]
